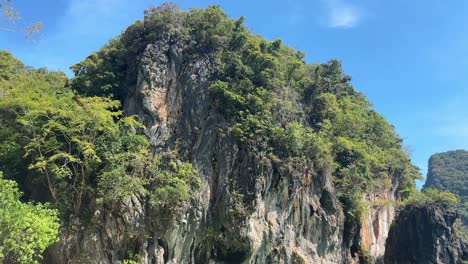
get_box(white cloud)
[326,0,361,28]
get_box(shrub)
[0,172,60,264]
[403,188,458,211]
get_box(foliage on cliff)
[69,3,421,220]
[385,188,466,264]
[404,188,459,211]
[423,150,468,223]
[0,172,59,264]
[0,50,199,224]
[0,3,426,262]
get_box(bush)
[149,153,201,212]
[403,188,458,211]
[0,172,60,264]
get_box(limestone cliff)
[44,4,419,264]
[423,150,468,225]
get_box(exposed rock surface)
[360,192,395,261]
[44,22,390,264]
[40,6,446,264]
[384,204,467,264]
[123,27,347,264]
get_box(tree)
[404,188,459,211]
[0,52,201,221]
[1,81,148,215]
[0,171,60,264]
[0,0,43,39]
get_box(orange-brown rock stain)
[361,214,372,252]
[151,89,168,124]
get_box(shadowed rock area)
[384,203,467,264]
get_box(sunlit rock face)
[360,191,396,261]
[43,5,455,264]
[122,29,348,264]
[44,25,368,264]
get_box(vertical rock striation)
[122,28,348,264]
[43,5,427,264]
[360,192,395,261]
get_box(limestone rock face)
[384,204,467,264]
[122,29,348,264]
[45,19,395,264]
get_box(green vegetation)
[69,4,421,226]
[403,188,459,211]
[0,172,59,264]
[0,50,200,260]
[147,151,201,212]
[0,3,431,261]
[454,218,467,240]
[424,150,468,223]
[0,50,200,215]
[118,252,144,264]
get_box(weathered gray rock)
[384,204,467,264]
[45,16,396,264]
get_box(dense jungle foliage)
[0,172,59,264]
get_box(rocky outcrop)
[42,6,413,264]
[44,21,373,264]
[122,26,348,264]
[384,203,467,264]
[423,150,468,225]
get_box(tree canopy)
[0,171,59,264]
[0,49,200,221]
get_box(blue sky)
[3,0,468,188]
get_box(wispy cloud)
[325,0,362,29]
